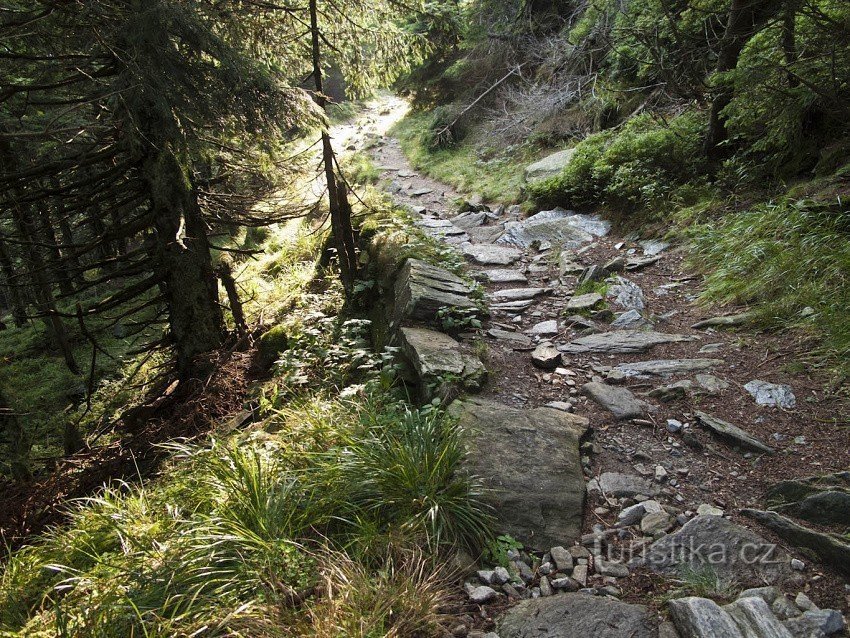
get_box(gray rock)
[525,149,577,183]
[493,566,511,585]
[559,254,586,276]
[488,328,533,347]
[618,502,651,527]
[650,381,694,402]
[559,330,697,354]
[744,380,797,409]
[410,187,434,197]
[611,309,653,330]
[608,276,646,311]
[696,503,724,517]
[578,265,605,286]
[603,256,627,273]
[626,255,661,271]
[393,258,480,325]
[467,585,500,604]
[538,575,553,596]
[640,515,791,584]
[773,596,802,621]
[741,509,850,577]
[641,511,674,536]
[451,211,488,229]
[551,577,580,591]
[572,564,588,586]
[588,472,660,498]
[669,597,745,638]
[549,546,573,572]
[531,343,561,370]
[447,397,589,550]
[765,473,850,526]
[545,401,574,412]
[598,560,630,578]
[398,327,486,400]
[724,596,794,638]
[498,594,659,638]
[479,269,529,284]
[416,217,470,243]
[695,411,775,455]
[498,208,609,251]
[738,587,780,605]
[583,382,648,420]
[639,239,671,256]
[490,287,548,302]
[566,292,604,311]
[784,610,846,637]
[527,319,559,337]
[612,359,723,378]
[463,243,522,266]
[491,300,535,313]
[695,374,730,395]
[469,225,506,244]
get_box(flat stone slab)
[527,319,559,337]
[487,328,533,347]
[462,243,522,266]
[477,269,528,284]
[583,382,647,420]
[447,397,589,549]
[498,208,609,250]
[559,330,697,354]
[566,292,604,311]
[398,327,486,399]
[393,259,480,325]
[588,472,660,498]
[498,594,659,638]
[489,287,548,302]
[613,359,723,378]
[744,380,796,409]
[415,217,469,243]
[695,411,775,455]
[743,509,850,577]
[638,515,791,585]
[491,300,535,313]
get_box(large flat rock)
[498,208,610,250]
[447,397,589,549]
[398,327,486,400]
[583,382,648,420]
[393,258,480,325]
[498,594,659,638]
[462,242,522,265]
[669,597,745,638]
[524,148,576,183]
[613,359,723,378]
[638,515,792,585]
[559,330,697,354]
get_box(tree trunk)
[705,0,783,159]
[51,176,87,288]
[217,262,248,340]
[782,0,800,87]
[145,148,224,377]
[309,0,358,294]
[0,388,31,481]
[11,203,81,374]
[0,232,28,327]
[36,201,75,297]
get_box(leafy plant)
[484,534,524,568]
[436,306,482,333]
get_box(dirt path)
[354,98,850,621]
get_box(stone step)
[447,396,589,549]
[559,330,697,354]
[397,327,486,401]
[392,258,481,326]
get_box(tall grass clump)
[689,196,850,371]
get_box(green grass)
[687,192,850,374]
[390,110,531,204]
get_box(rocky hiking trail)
[353,98,850,638]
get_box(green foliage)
[343,151,381,186]
[484,534,524,569]
[436,306,483,333]
[531,112,708,217]
[688,193,850,372]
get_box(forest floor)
[352,95,850,621]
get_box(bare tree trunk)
[705,0,783,159]
[145,148,224,377]
[782,0,800,87]
[217,262,248,340]
[309,0,358,294]
[51,176,87,288]
[0,232,28,327]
